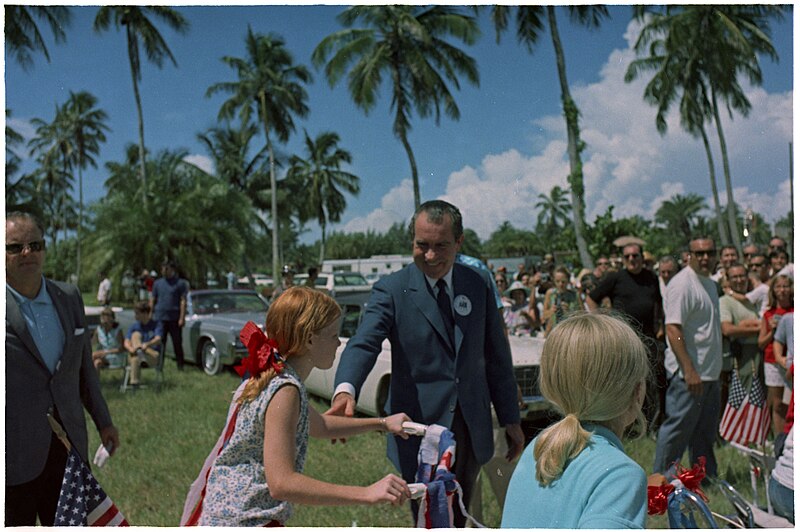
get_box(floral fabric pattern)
[200,366,309,526]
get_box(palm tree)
[654,193,707,243]
[207,27,311,279]
[5,6,71,70]
[627,6,785,256]
[535,185,571,238]
[62,91,109,284]
[312,6,480,209]
[490,6,607,269]
[286,131,361,262]
[93,6,189,208]
[626,10,729,246]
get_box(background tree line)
[5,5,792,292]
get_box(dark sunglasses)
[691,249,716,257]
[624,253,641,259]
[749,261,766,269]
[6,240,45,255]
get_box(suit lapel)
[6,286,49,371]
[452,265,475,356]
[408,265,455,354]
[45,280,73,360]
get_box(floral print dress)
[200,366,309,526]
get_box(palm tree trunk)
[77,165,83,287]
[127,25,148,210]
[699,125,729,245]
[261,92,281,281]
[400,129,420,210]
[711,87,742,256]
[547,7,592,269]
[319,221,326,264]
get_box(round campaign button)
[454,295,472,316]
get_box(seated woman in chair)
[92,308,125,373]
[124,301,164,388]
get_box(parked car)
[294,271,371,299]
[304,302,552,428]
[117,289,269,375]
[237,273,273,289]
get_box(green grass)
[87,366,764,527]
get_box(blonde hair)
[767,274,793,310]
[238,286,340,403]
[534,312,649,485]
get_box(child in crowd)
[123,301,163,387]
[759,274,793,435]
[502,313,649,528]
[542,266,580,336]
[194,286,411,527]
[91,307,125,372]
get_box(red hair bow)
[647,457,708,515]
[235,321,284,378]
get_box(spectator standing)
[591,255,611,285]
[271,265,295,302]
[758,275,793,435]
[226,268,237,290]
[329,200,523,527]
[654,237,723,478]
[711,245,739,284]
[96,271,112,307]
[746,252,771,316]
[769,248,792,279]
[718,264,763,442]
[588,243,664,430]
[150,259,188,371]
[121,270,135,302]
[503,281,538,336]
[305,266,319,288]
[5,212,119,525]
[542,266,581,336]
[742,244,760,267]
[658,255,679,297]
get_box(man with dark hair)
[330,200,523,526]
[150,259,187,371]
[124,301,163,388]
[746,252,771,316]
[658,255,679,294]
[711,245,739,283]
[654,236,723,478]
[587,242,664,429]
[5,212,119,525]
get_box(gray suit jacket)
[335,263,520,479]
[5,279,113,485]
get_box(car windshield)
[335,273,368,286]
[190,292,268,315]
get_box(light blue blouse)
[501,423,647,529]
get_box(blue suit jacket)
[334,263,520,479]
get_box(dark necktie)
[435,279,455,346]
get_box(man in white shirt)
[97,271,112,306]
[654,237,723,478]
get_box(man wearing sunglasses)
[587,243,664,431]
[5,212,119,525]
[654,236,723,480]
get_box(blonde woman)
[502,313,650,528]
[194,287,411,526]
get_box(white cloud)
[340,179,414,234]
[339,18,792,239]
[7,117,36,159]
[183,154,214,175]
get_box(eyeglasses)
[597,261,610,266]
[749,261,766,269]
[624,254,641,259]
[691,249,716,257]
[6,240,45,255]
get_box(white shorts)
[764,362,788,388]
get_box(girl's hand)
[366,474,410,506]
[383,413,412,439]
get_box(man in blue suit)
[330,200,524,525]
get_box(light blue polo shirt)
[8,277,66,374]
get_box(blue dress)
[200,366,309,526]
[501,423,646,529]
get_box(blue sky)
[5,5,795,243]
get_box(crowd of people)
[6,205,794,527]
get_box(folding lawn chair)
[402,422,484,528]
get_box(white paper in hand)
[93,443,111,468]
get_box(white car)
[294,271,371,298]
[304,302,551,421]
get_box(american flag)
[55,448,129,526]
[719,368,770,446]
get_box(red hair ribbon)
[647,457,707,515]
[235,321,284,378]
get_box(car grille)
[514,365,541,398]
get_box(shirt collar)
[7,276,49,305]
[581,422,624,452]
[424,267,454,292]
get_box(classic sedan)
[305,302,550,421]
[117,289,269,375]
